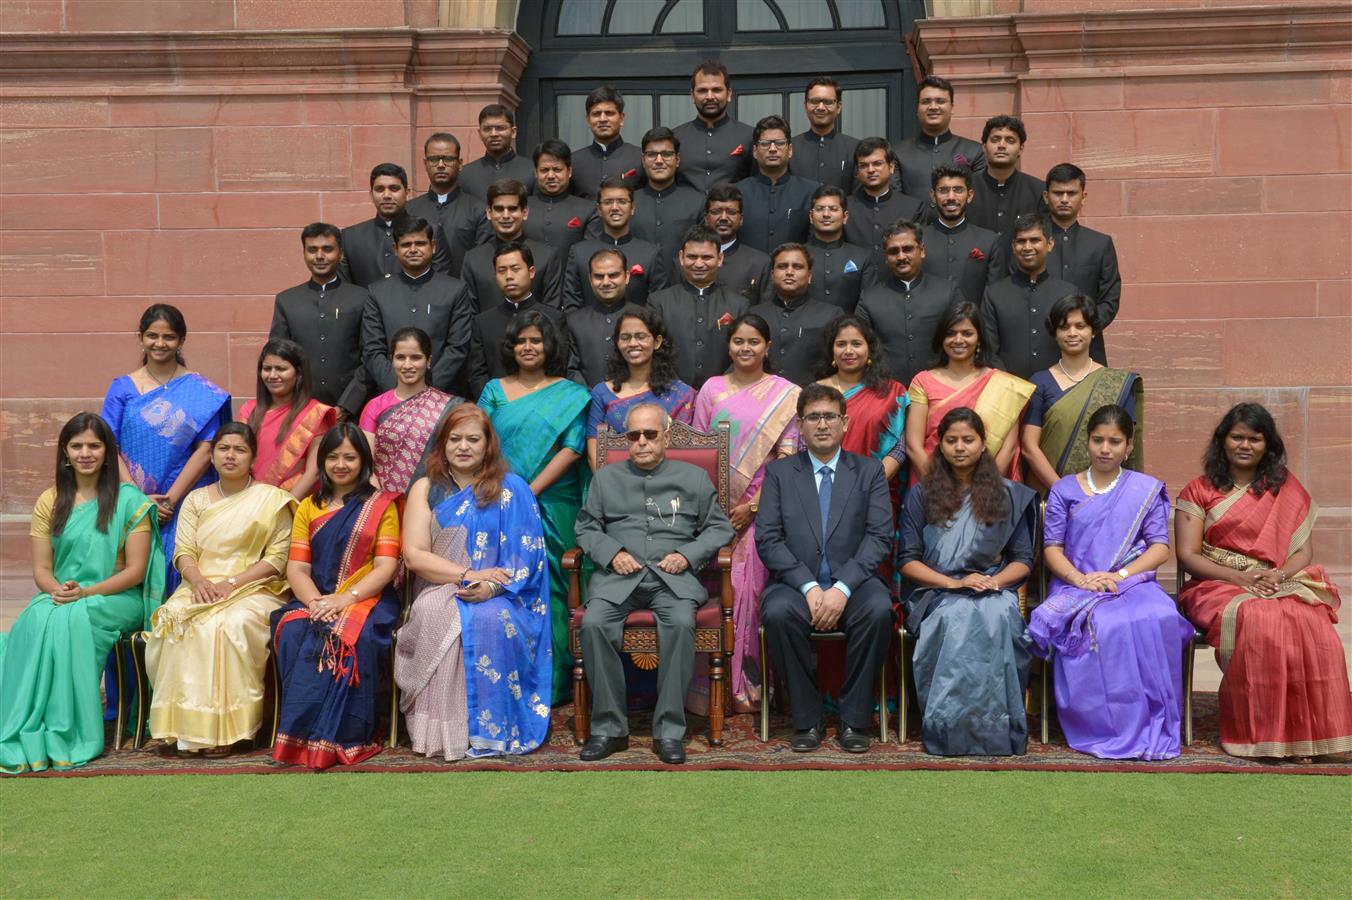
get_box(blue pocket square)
[843,260,859,274]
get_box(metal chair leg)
[897,627,908,743]
[1183,634,1197,746]
[1040,652,1052,746]
[758,625,771,742]
[112,639,127,752]
[388,642,401,749]
[877,653,888,744]
[267,639,281,750]
[130,632,150,750]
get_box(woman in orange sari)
[1176,403,1352,758]
[905,302,1033,485]
[238,339,336,500]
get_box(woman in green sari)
[478,311,590,704]
[1021,294,1143,492]
[0,413,164,774]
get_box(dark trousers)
[761,578,893,731]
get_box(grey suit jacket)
[755,450,893,594]
[576,457,734,604]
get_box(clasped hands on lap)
[609,550,690,576]
[804,585,848,630]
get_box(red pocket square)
[717,312,735,326]
[968,247,987,261]
[630,264,645,276]
[730,144,744,157]
[623,168,638,179]
[567,216,583,229]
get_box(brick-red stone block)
[1223,318,1352,388]
[0,398,104,516]
[228,333,271,398]
[0,127,214,194]
[1307,388,1352,506]
[110,95,304,128]
[0,331,228,399]
[0,231,102,297]
[1125,71,1334,110]
[1122,281,1318,322]
[234,0,407,29]
[351,125,413,187]
[0,193,156,231]
[1123,177,1262,217]
[1262,174,1352,214]
[63,0,233,31]
[0,0,60,31]
[1068,109,1216,178]
[1108,320,1225,390]
[0,295,275,335]
[1317,279,1351,318]
[158,192,321,230]
[1022,76,1125,113]
[1218,106,1352,176]
[321,191,378,228]
[104,229,295,296]
[303,94,413,127]
[215,127,351,191]
[0,97,108,127]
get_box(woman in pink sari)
[237,339,336,500]
[690,313,800,714]
[906,302,1033,485]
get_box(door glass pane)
[620,96,656,146]
[779,0,832,29]
[608,0,665,34]
[787,91,808,136]
[659,94,691,127]
[661,0,704,33]
[556,95,591,151]
[736,93,784,128]
[835,0,886,28]
[557,0,606,35]
[842,87,887,139]
[736,0,780,32]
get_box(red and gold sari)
[908,368,1034,485]
[238,398,337,492]
[1177,475,1352,757]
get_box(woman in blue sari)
[272,423,402,769]
[1030,405,1191,759]
[101,303,232,594]
[395,405,551,760]
[478,311,589,705]
[899,407,1038,756]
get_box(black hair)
[586,85,625,113]
[212,421,258,456]
[814,314,890,390]
[853,136,891,164]
[493,240,535,269]
[797,382,845,417]
[51,412,121,537]
[300,222,342,247]
[641,126,679,152]
[250,338,314,448]
[390,326,432,357]
[924,407,1008,526]
[918,75,955,101]
[982,114,1027,144]
[753,115,791,144]
[810,184,846,206]
[704,182,743,213]
[930,164,973,190]
[680,224,722,251]
[1045,162,1086,188]
[314,422,376,506]
[1203,402,1289,496]
[1012,212,1052,241]
[588,247,628,272]
[478,104,515,126]
[1046,293,1102,336]
[137,303,188,367]
[487,178,529,207]
[805,75,841,100]
[392,216,433,243]
[606,306,682,394]
[726,312,777,375]
[369,162,408,189]
[691,59,730,89]
[533,139,572,167]
[500,310,568,378]
[423,132,461,154]
[1087,404,1135,441]
[931,301,995,368]
[770,242,811,268]
[883,218,923,247]
[597,175,634,200]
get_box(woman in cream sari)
[906,302,1033,485]
[145,423,296,756]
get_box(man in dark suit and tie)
[757,383,895,753]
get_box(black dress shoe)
[579,734,629,761]
[653,738,686,765]
[790,721,825,752]
[838,723,871,754]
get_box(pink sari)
[907,368,1034,485]
[690,374,801,710]
[238,399,336,493]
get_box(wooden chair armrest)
[716,545,733,570]
[717,544,734,611]
[563,548,583,571]
[563,547,583,610]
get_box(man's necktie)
[817,466,833,585]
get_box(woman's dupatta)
[1039,369,1144,476]
[251,400,337,491]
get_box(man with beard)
[979,213,1078,379]
[460,104,535,200]
[563,178,666,311]
[525,139,600,256]
[749,243,840,386]
[673,60,754,193]
[705,183,771,303]
[804,185,873,313]
[570,85,644,198]
[647,225,749,390]
[790,76,859,192]
[460,179,564,310]
[922,165,1005,305]
[406,132,490,278]
[340,163,450,287]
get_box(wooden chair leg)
[708,650,726,747]
[572,645,589,745]
[758,626,771,742]
[112,639,127,752]
[130,632,150,750]
[1183,634,1197,746]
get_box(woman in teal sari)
[0,413,164,773]
[478,311,590,705]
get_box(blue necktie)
[817,466,833,585]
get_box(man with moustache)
[894,75,985,199]
[705,183,771,303]
[631,127,706,276]
[736,115,816,254]
[855,221,964,384]
[648,225,748,390]
[525,140,600,256]
[749,244,840,386]
[270,222,371,419]
[923,165,1005,305]
[406,133,490,278]
[1043,162,1120,364]
[567,248,638,388]
[340,163,450,287]
[461,179,565,310]
[459,104,535,200]
[843,138,925,275]
[968,116,1045,242]
[790,76,860,192]
[804,185,873,313]
[361,216,473,394]
[466,242,574,397]
[570,86,643,199]
[673,60,754,193]
[979,213,1078,379]
[562,178,666,311]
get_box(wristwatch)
[748,502,759,514]
[1116,568,1130,579]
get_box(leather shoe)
[838,723,871,754]
[790,721,825,752]
[579,734,628,761]
[653,738,686,765]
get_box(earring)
[831,360,838,369]
[866,357,872,366]
[63,458,72,468]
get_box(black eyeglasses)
[755,139,789,149]
[642,150,677,160]
[425,155,460,165]
[625,429,665,442]
[801,412,843,424]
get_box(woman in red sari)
[238,339,336,500]
[1176,403,1352,758]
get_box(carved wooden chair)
[563,420,734,746]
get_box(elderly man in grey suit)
[757,383,895,753]
[575,403,735,764]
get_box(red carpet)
[20,693,1351,777]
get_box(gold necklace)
[217,476,253,499]
[1057,358,1093,383]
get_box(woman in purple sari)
[1029,405,1193,759]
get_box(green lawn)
[2,771,1349,898]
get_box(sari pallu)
[1177,476,1352,757]
[900,481,1038,756]
[0,485,164,774]
[239,399,337,492]
[690,375,801,709]
[374,388,462,495]
[908,368,1034,486]
[479,379,590,705]
[271,492,401,768]
[394,474,551,759]
[1039,368,1143,477]
[146,484,295,749]
[1029,472,1193,759]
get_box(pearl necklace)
[1086,467,1122,495]
[218,476,253,499]
[1058,358,1093,384]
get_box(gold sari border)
[1222,733,1352,758]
